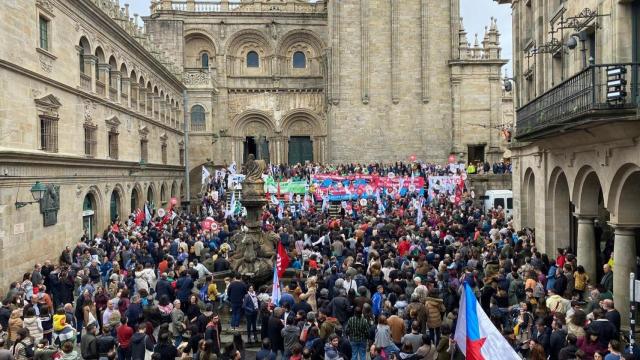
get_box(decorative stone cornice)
[139,125,150,139]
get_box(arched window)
[201,53,209,69]
[131,188,139,213]
[246,51,259,68]
[110,190,120,222]
[147,187,155,206]
[292,51,306,68]
[190,105,206,131]
[83,193,96,238]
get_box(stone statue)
[243,154,266,182]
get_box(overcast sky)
[127,0,513,74]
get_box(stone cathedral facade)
[145,0,513,166]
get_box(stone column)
[138,88,147,114]
[84,55,97,93]
[98,64,110,98]
[612,225,637,329]
[115,73,123,103]
[130,82,138,110]
[576,215,597,282]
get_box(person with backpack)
[11,328,34,360]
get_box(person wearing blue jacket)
[546,260,557,291]
[372,285,384,318]
[175,270,194,305]
[226,274,247,330]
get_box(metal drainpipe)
[183,90,190,211]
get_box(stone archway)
[522,167,536,230]
[281,109,327,164]
[573,166,607,282]
[606,163,640,328]
[230,111,276,164]
[547,167,571,253]
[82,186,104,239]
[131,183,143,213]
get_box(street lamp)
[15,181,47,209]
[566,32,588,69]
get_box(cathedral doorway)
[288,136,313,165]
[244,136,270,162]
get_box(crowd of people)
[0,161,627,360]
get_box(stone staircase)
[328,202,341,218]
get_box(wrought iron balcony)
[515,63,639,140]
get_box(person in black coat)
[558,334,579,360]
[154,274,174,302]
[204,314,222,355]
[226,275,247,330]
[553,269,568,296]
[530,319,551,355]
[260,303,271,341]
[267,309,285,358]
[328,290,351,326]
[587,308,617,348]
[549,319,567,360]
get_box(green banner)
[264,176,308,194]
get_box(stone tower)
[326,0,461,163]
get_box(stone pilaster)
[330,0,340,105]
[420,0,429,103]
[98,64,111,98]
[83,55,97,93]
[130,82,139,110]
[390,0,399,104]
[360,0,369,104]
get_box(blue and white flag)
[202,166,211,185]
[415,197,424,227]
[376,189,385,213]
[271,264,281,306]
[454,283,520,360]
[144,203,152,225]
[277,201,284,220]
[227,161,237,175]
[226,191,236,218]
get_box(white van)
[482,190,513,217]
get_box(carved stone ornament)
[104,184,111,194]
[39,53,53,73]
[183,71,210,86]
[84,100,96,123]
[36,0,54,14]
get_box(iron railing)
[516,63,639,140]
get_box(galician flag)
[454,283,521,360]
[270,264,281,306]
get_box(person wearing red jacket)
[116,316,133,360]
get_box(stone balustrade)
[152,0,326,13]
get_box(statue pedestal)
[228,179,275,284]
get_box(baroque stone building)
[145,0,513,170]
[496,0,639,325]
[0,0,512,287]
[0,0,186,286]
